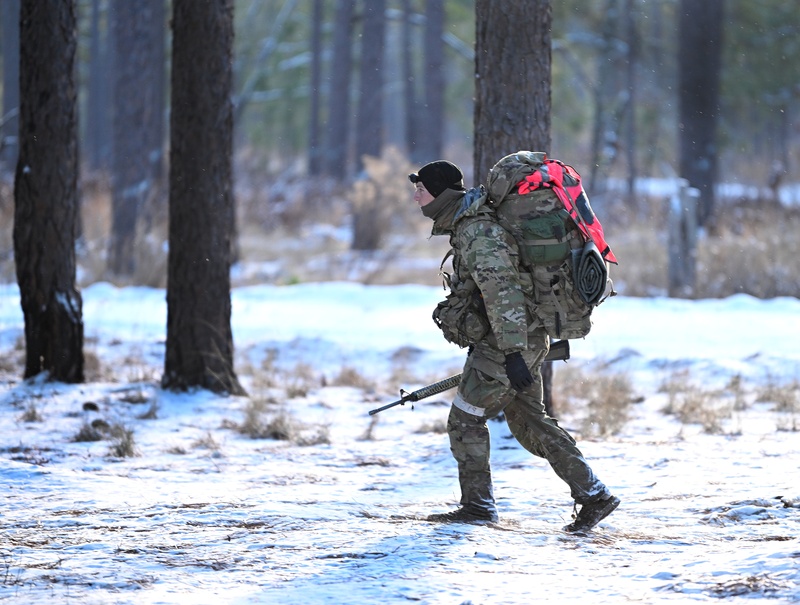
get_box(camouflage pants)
[447,328,610,515]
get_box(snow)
[1,281,799,604]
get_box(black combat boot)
[426,503,498,524]
[563,494,620,532]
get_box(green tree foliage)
[721,0,800,168]
[43,0,800,183]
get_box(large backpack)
[486,151,617,340]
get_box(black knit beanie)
[409,160,465,198]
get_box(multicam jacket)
[430,188,532,354]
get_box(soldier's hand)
[504,351,534,392]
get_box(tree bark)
[163,0,243,395]
[678,0,724,228]
[354,0,386,172]
[323,0,355,179]
[473,0,551,186]
[307,0,324,171]
[14,0,84,382]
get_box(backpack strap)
[438,248,454,290]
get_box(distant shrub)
[108,424,139,458]
[19,403,43,423]
[74,423,104,442]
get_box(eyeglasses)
[408,173,420,184]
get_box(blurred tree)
[587,0,625,196]
[107,0,166,276]
[85,0,112,172]
[623,0,638,202]
[164,0,244,395]
[351,0,387,251]
[1,0,20,173]
[14,0,84,382]
[678,0,723,228]
[418,0,444,162]
[307,0,324,171]
[721,0,800,181]
[323,0,355,179]
[473,0,555,415]
[401,0,418,160]
[354,0,386,174]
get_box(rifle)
[368,339,570,416]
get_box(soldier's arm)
[459,219,528,353]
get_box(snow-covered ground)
[1,282,799,604]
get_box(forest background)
[1,0,799,300]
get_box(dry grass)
[554,364,636,438]
[18,403,43,423]
[658,368,694,415]
[108,425,139,458]
[284,363,318,398]
[73,419,139,456]
[331,366,374,390]
[725,374,749,411]
[658,369,736,434]
[236,400,328,445]
[191,431,222,452]
[359,416,379,441]
[73,422,105,442]
[754,374,800,432]
[602,195,800,298]
[755,374,799,411]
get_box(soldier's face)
[414,183,435,207]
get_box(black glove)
[505,351,534,392]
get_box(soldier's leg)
[506,395,609,504]
[447,404,496,516]
[427,350,512,523]
[504,331,610,505]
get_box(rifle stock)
[368,339,570,415]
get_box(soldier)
[409,159,619,532]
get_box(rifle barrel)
[367,340,569,415]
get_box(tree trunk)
[323,0,355,179]
[473,0,554,415]
[351,0,387,251]
[624,0,638,204]
[307,0,324,172]
[14,0,84,383]
[678,0,724,229]
[1,0,20,173]
[473,0,551,186]
[86,0,111,172]
[418,0,444,162]
[107,0,166,276]
[354,0,385,173]
[588,0,621,195]
[401,0,418,160]
[163,0,244,396]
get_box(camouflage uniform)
[428,188,610,520]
